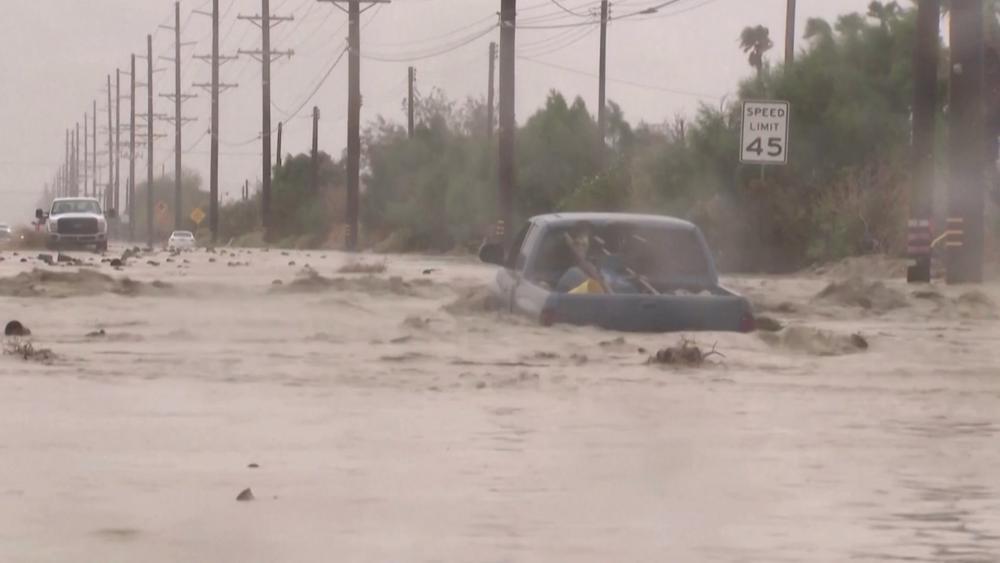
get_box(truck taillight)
[739,312,756,333]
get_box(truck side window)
[505,224,533,271]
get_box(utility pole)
[276,121,283,168]
[195,0,240,245]
[147,34,155,249]
[74,123,80,196]
[907,0,940,283]
[129,54,137,240]
[64,130,69,196]
[947,0,986,284]
[488,41,496,141]
[408,66,415,138]
[784,0,796,65]
[317,0,391,251]
[597,0,608,151]
[498,0,516,244]
[160,2,198,231]
[239,0,294,242]
[107,74,114,212]
[84,113,89,197]
[92,102,97,203]
[115,69,122,215]
[311,106,320,193]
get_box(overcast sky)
[0,0,876,223]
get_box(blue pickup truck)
[479,213,755,333]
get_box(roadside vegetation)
[31,2,998,272]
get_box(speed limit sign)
[740,100,790,165]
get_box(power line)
[518,55,722,100]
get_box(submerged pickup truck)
[479,213,755,333]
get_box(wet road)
[0,246,998,562]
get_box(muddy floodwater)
[0,247,998,562]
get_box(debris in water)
[57,253,80,265]
[759,326,870,356]
[423,269,438,275]
[247,463,260,469]
[599,336,627,348]
[5,320,30,337]
[755,315,784,332]
[85,329,107,338]
[147,261,160,267]
[402,316,432,330]
[288,261,296,266]
[647,338,724,366]
[815,276,907,313]
[272,279,283,286]
[209,258,216,263]
[37,253,55,265]
[236,488,255,502]
[109,259,124,268]
[338,260,387,274]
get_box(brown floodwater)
[1,246,998,562]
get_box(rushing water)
[1,247,998,562]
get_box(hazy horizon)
[1,0,874,222]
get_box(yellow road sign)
[190,207,206,225]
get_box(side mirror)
[35,208,44,220]
[478,242,505,266]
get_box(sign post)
[740,100,790,165]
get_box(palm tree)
[740,25,774,75]
[867,1,901,29]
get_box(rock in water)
[4,320,30,337]
[236,488,255,502]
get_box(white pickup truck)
[36,197,109,252]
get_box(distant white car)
[167,230,196,250]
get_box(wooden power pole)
[408,66,415,138]
[785,0,796,65]
[84,114,89,197]
[107,74,114,213]
[115,68,122,214]
[317,0,391,251]
[947,0,986,284]
[907,0,940,283]
[498,0,516,244]
[597,0,608,149]
[129,54,137,240]
[239,0,294,242]
[92,102,97,203]
[311,106,320,193]
[488,41,496,141]
[195,0,240,245]
[147,34,155,248]
[276,121,283,169]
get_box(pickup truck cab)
[37,197,109,252]
[479,213,755,333]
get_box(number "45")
[746,137,783,157]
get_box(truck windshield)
[52,200,102,215]
[530,223,712,292]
